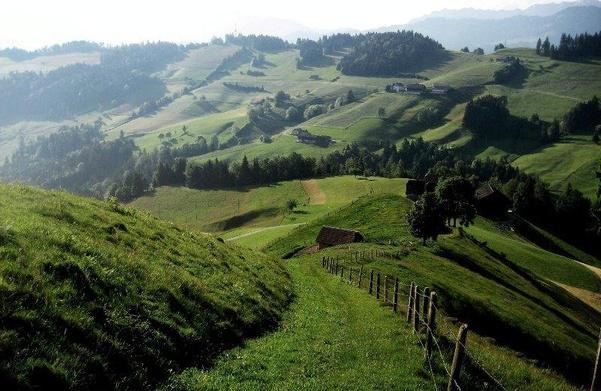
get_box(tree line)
[0,42,198,125]
[536,32,601,61]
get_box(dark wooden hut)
[316,226,364,250]
[475,184,510,217]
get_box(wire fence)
[321,255,512,391]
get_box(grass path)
[167,258,436,390]
[301,179,327,205]
[225,223,306,241]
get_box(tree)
[473,48,484,55]
[435,176,476,227]
[542,37,551,56]
[460,47,470,53]
[209,135,219,151]
[536,38,542,55]
[286,199,298,213]
[346,90,356,104]
[592,127,600,144]
[494,43,505,51]
[304,104,325,120]
[285,106,300,121]
[555,184,592,236]
[406,192,447,244]
[378,107,386,118]
[274,90,289,107]
[546,119,561,141]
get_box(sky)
[0,0,578,49]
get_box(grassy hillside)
[266,194,601,386]
[511,135,600,199]
[0,184,291,390]
[166,258,436,390]
[130,176,407,236]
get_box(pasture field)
[0,51,101,76]
[512,135,600,200]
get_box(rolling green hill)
[265,193,601,387]
[0,184,291,389]
[129,176,408,238]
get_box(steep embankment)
[266,194,601,387]
[0,184,291,390]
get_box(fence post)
[321,257,324,268]
[422,287,430,325]
[376,273,381,300]
[412,285,420,334]
[335,262,338,276]
[425,291,437,360]
[447,324,469,391]
[341,266,344,279]
[407,282,415,322]
[592,328,601,391]
[393,278,399,312]
[358,266,363,288]
[384,276,388,303]
[349,268,353,283]
[369,270,374,295]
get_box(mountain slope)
[0,184,291,390]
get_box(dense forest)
[0,42,197,124]
[0,41,102,61]
[224,34,290,52]
[536,31,601,60]
[336,31,445,76]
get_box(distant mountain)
[376,5,601,52]
[415,0,600,20]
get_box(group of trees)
[463,95,560,143]
[536,32,601,61]
[297,39,325,66]
[0,40,102,61]
[493,56,526,84]
[337,31,445,77]
[224,34,289,52]
[223,82,265,92]
[562,96,601,133]
[407,176,476,243]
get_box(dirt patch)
[553,281,601,313]
[302,179,326,205]
[577,261,601,280]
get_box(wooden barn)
[475,184,511,217]
[316,226,364,250]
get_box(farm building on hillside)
[431,83,450,94]
[475,184,511,217]
[316,226,364,250]
[405,84,427,95]
[406,179,426,200]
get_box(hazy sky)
[0,0,578,49]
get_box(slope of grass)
[165,256,436,391]
[465,217,601,292]
[512,135,600,200]
[0,52,101,76]
[0,184,291,390]
[130,177,407,236]
[266,194,601,386]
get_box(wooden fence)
[321,256,601,391]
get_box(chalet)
[474,184,511,217]
[431,83,450,95]
[405,179,425,201]
[405,84,427,95]
[316,226,364,250]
